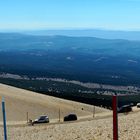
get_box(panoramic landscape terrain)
[0,30,140,140]
[1,0,140,139]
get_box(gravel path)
[0,109,139,140]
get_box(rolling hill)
[0,84,109,123]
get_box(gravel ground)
[0,109,140,140]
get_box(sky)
[0,0,140,31]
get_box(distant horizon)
[1,28,140,32]
[1,28,140,41]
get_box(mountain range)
[0,33,140,86]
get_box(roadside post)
[26,112,29,124]
[59,108,61,122]
[2,97,7,140]
[113,95,118,140]
[93,105,95,118]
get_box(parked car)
[64,114,77,122]
[118,105,132,113]
[33,115,49,124]
[137,103,140,108]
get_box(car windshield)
[39,116,46,120]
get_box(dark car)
[64,114,77,122]
[33,115,49,124]
[118,105,132,113]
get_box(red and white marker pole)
[113,95,118,140]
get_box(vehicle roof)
[39,115,48,117]
[67,113,77,116]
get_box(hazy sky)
[0,0,140,31]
